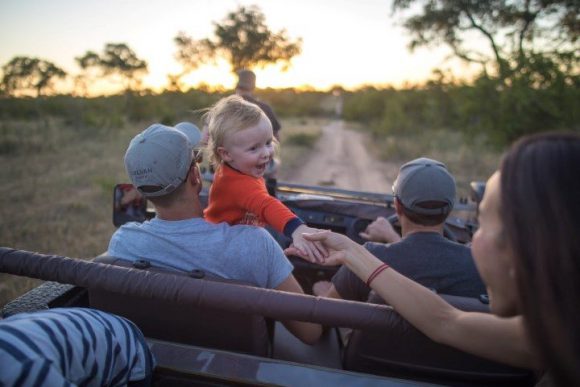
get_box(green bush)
[343,69,579,147]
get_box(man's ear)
[190,163,204,194]
[394,197,404,216]
[188,163,201,186]
[217,146,231,163]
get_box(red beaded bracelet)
[365,263,390,287]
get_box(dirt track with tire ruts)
[280,120,398,194]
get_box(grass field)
[364,128,501,198]
[0,118,140,307]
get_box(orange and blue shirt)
[204,163,303,237]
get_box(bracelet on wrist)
[365,263,390,287]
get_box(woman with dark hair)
[289,132,580,386]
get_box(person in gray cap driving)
[316,157,486,301]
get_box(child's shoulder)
[219,164,263,185]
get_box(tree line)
[0,2,578,146]
[348,0,579,145]
[0,5,301,98]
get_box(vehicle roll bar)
[0,247,393,331]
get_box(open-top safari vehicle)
[1,180,535,386]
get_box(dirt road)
[279,120,399,194]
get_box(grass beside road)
[354,124,501,198]
[0,118,138,307]
[278,117,325,176]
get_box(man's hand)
[359,216,401,243]
[120,187,141,206]
[289,225,329,263]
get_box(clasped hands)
[286,228,355,266]
[287,217,400,265]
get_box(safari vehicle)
[0,180,535,386]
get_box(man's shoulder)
[424,233,472,255]
[111,220,148,237]
[241,93,262,105]
[364,241,391,254]
[223,224,277,246]
[225,223,268,235]
[241,94,274,112]
[364,232,471,258]
[404,231,469,248]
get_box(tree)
[391,0,579,81]
[74,51,101,96]
[75,43,148,93]
[175,5,302,74]
[1,56,66,97]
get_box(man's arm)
[328,264,372,302]
[275,275,323,345]
[359,216,402,243]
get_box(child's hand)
[290,225,329,263]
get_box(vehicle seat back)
[344,293,534,386]
[89,256,271,357]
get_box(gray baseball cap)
[124,122,201,197]
[392,157,456,215]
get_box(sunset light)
[0,0,481,95]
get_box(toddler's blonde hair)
[205,95,273,166]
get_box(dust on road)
[279,120,398,194]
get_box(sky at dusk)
[0,0,481,93]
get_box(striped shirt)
[0,308,155,386]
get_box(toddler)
[204,95,326,262]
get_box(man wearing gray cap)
[107,122,321,345]
[317,157,485,302]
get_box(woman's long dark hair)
[500,131,580,386]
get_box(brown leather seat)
[343,292,535,386]
[89,256,272,357]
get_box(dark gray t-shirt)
[332,232,486,301]
[242,94,281,137]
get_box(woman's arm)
[300,231,538,369]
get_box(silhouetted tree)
[1,56,66,97]
[392,0,579,81]
[166,73,185,92]
[75,43,148,93]
[74,51,101,96]
[175,5,302,74]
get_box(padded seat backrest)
[344,292,534,387]
[89,256,271,357]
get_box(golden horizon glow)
[0,0,484,97]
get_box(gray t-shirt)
[332,232,486,301]
[108,217,293,289]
